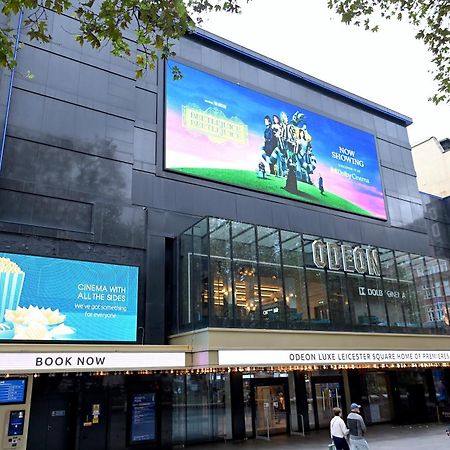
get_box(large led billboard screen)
[0,253,138,342]
[165,61,386,220]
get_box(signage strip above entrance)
[218,349,450,366]
[0,351,186,373]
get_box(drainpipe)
[0,10,23,174]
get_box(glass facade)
[171,373,228,444]
[177,217,450,335]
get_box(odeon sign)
[312,239,380,276]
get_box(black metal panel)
[229,371,245,440]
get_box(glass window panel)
[284,267,309,328]
[281,231,308,328]
[210,258,234,326]
[383,278,406,327]
[439,259,450,298]
[179,230,193,330]
[171,375,186,444]
[193,218,209,255]
[192,253,209,327]
[185,374,212,442]
[327,272,351,330]
[280,231,303,267]
[399,281,421,328]
[365,277,388,328]
[257,227,285,325]
[209,373,228,440]
[395,251,414,282]
[209,218,231,258]
[379,248,397,279]
[395,252,421,328]
[364,372,392,423]
[346,274,370,330]
[257,226,281,264]
[305,269,330,329]
[303,235,321,267]
[184,374,228,443]
[425,257,449,328]
[258,263,285,324]
[232,223,256,261]
[433,369,449,407]
[233,262,259,325]
[232,223,259,326]
[411,254,436,329]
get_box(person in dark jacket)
[347,403,369,450]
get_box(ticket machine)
[3,410,25,449]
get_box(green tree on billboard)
[0,0,448,103]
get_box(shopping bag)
[328,443,336,450]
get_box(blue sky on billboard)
[200,0,449,145]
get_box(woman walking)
[330,407,350,450]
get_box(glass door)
[252,383,288,438]
[312,379,344,428]
[365,372,392,423]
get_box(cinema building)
[0,13,450,449]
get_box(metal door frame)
[248,377,290,438]
[310,376,346,430]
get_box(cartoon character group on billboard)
[259,111,320,192]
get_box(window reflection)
[425,257,449,328]
[257,227,285,325]
[210,219,233,325]
[346,274,370,330]
[395,252,421,328]
[192,219,209,327]
[411,255,437,329]
[177,217,450,335]
[305,269,329,329]
[365,277,388,328]
[281,231,308,328]
[232,223,259,325]
[327,272,351,330]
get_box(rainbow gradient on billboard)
[165,61,386,220]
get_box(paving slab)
[187,423,450,450]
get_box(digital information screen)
[0,379,27,405]
[130,393,156,443]
[8,410,25,436]
[166,61,386,220]
[0,252,139,342]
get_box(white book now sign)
[0,352,186,372]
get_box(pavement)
[187,423,450,450]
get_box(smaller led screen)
[0,379,27,405]
[8,410,25,436]
[130,393,156,444]
[0,253,138,342]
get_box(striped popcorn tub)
[0,257,25,323]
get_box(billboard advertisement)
[0,253,138,342]
[165,61,386,220]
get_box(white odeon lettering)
[218,350,450,366]
[312,240,380,276]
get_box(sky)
[199,0,449,146]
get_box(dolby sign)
[312,240,380,276]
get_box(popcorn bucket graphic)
[0,259,25,323]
